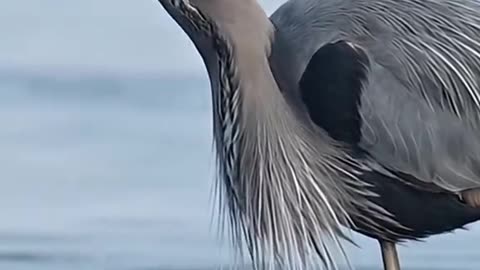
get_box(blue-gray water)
[0,70,479,270]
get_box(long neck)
[212,21,362,270]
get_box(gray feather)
[360,62,480,192]
[271,0,480,193]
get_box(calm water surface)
[0,71,478,270]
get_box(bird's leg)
[461,188,480,208]
[379,240,401,270]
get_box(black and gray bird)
[157,0,480,269]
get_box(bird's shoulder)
[270,0,480,193]
[271,0,480,125]
[296,37,480,195]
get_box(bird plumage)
[158,0,480,269]
[270,0,480,263]
[161,1,380,269]
[296,36,480,242]
[271,0,480,194]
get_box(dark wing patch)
[299,41,370,145]
[354,166,480,241]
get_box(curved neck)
[211,19,360,270]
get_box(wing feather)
[359,62,480,192]
[271,0,480,193]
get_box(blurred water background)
[0,0,479,270]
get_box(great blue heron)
[157,0,480,269]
